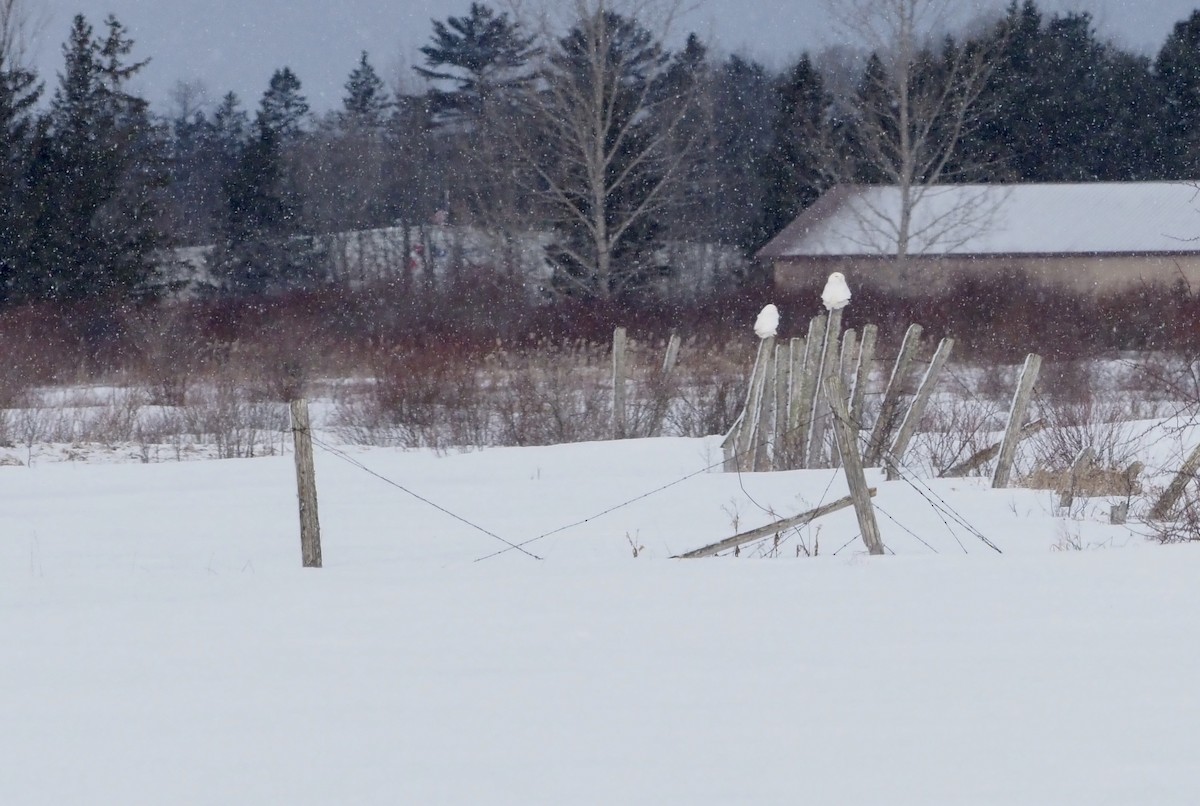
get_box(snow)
[2,429,1199,803]
[773,181,1200,257]
[822,270,852,310]
[754,303,779,338]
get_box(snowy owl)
[753,304,779,339]
[821,272,851,311]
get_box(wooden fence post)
[807,307,844,468]
[865,324,923,467]
[672,491,875,558]
[826,372,885,555]
[886,336,955,480]
[992,353,1042,489]
[850,324,878,425]
[290,399,322,568]
[1058,447,1095,510]
[789,316,824,469]
[1150,445,1200,518]
[772,342,789,470]
[612,326,628,440]
[732,336,775,472]
[649,332,683,438]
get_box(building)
[757,182,1200,295]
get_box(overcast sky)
[29,0,1200,114]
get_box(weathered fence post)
[1058,447,1095,510]
[612,326,628,440]
[788,315,824,469]
[649,332,683,438]
[850,324,878,425]
[826,372,884,555]
[1150,445,1200,518]
[772,342,789,470]
[865,324,923,466]
[886,336,955,480]
[807,307,844,468]
[731,336,775,472]
[992,353,1042,489]
[290,399,322,568]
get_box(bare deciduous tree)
[832,0,1006,259]
[512,0,705,299]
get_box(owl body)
[753,304,779,339]
[822,272,851,311]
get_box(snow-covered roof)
[758,182,1200,258]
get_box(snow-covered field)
[3,432,1199,804]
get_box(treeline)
[4,0,1200,316]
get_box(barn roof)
[757,182,1200,259]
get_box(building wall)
[773,254,1200,296]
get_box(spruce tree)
[0,27,40,304]
[213,71,320,295]
[341,51,390,128]
[415,2,537,125]
[751,54,838,251]
[24,14,165,304]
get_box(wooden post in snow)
[772,342,789,470]
[649,332,683,438]
[752,347,778,471]
[807,307,844,468]
[612,326,628,440]
[1058,447,1095,510]
[1150,446,1200,519]
[826,372,884,555]
[731,336,775,472]
[290,399,322,568]
[850,324,878,425]
[939,420,1045,478]
[831,329,858,469]
[865,324,923,467]
[789,316,824,469]
[992,353,1042,489]
[672,491,875,558]
[886,337,955,480]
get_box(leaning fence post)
[886,336,955,480]
[1150,445,1200,519]
[992,353,1042,489]
[732,336,775,472]
[826,372,884,555]
[865,324,923,467]
[290,398,322,568]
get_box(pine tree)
[213,72,320,295]
[24,14,165,304]
[341,51,390,128]
[258,67,309,140]
[0,20,40,305]
[1155,10,1200,177]
[750,54,839,251]
[415,2,537,125]
[532,9,683,299]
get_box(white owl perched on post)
[753,304,779,339]
[822,272,851,311]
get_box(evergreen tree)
[415,2,537,125]
[258,67,309,140]
[751,54,839,250]
[24,14,165,304]
[341,51,390,128]
[532,9,686,299]
[1155,10,1200,176]
[0,22,40,304]
[213,72,320,295]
